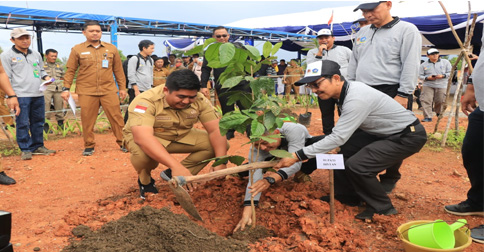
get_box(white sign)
[316,154,345,170]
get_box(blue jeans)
[16,97,45,152]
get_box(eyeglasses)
[308,78,328,89]
[215,34,228,38]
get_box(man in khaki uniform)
[123,69,228,198]
[43,48,65,131]
[152,56,170,87]
[0,90,14,129]
[283,59,304,102]
[62,20,127,156]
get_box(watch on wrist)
[62,87,70,92]
[6,95,17,99]
[264,177,276,185]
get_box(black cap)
[353,1,385,12]
[295,60,341,86]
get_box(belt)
[396,119,420,136]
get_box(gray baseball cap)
[10,28,31,38]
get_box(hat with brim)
[295,60,341,86]
[427,48,439,55]
[353,1,384,12]
[10,28,31,38]
[316,28,333,37]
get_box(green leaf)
[205,43,222,62]
[271,42,283,56]
[234,49,249,62]
[222,76,244,89]
[270,102,281,116]
[203,38,217,48]
[219,113,249,129]
[219,43,236,65]
[207,60,222,68]
[250,120,266,138]
[262,41,272,58]
[228,155,246,166]
[275,117,284,128]
[244,45,261,61]
[269,149,294,158]
[263,111,276,131]
[259,135,279,143]
[184,45,204,55]
[244,76,255,82]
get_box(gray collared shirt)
[419,58,452,89]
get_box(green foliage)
[118,50,127,62]
[426,129,465,151]
[269,149,294,158]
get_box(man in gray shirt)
[419,48,452,122]
[445,33,484,240]
[275,60,427,220]
[347,1,422,192]
[307,28,352,135]
[0,28,56,160]
[124,40,154,123]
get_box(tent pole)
[110,20,118,47]
[35,25,43,58]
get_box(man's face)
[82,25,102,43]
[280,61,286,66]
[213,29,230,43]
[142,44,155,56]
[290,60,297,67]
[428,53,440,62]
[169,55,176,64]
[361,1,392,27]
[309,76,340,100]
[317,35,335,49]
[183,57,190,63]
[46,52,58,63]
[11,35,31,50]
[163,87,198,109]
[253,133,282,152]
[154,59,164,68]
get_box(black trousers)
[462,108,484,209]
[299,135,326,175]
[318,97,338,135]
[214,80,251,115]
[335,123,427,211]
[124,89,144,124]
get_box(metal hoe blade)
[168,177,203,221]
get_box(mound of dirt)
[62,206,249,252]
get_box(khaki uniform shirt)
[63,41,126,95]
[43,62,65,92]
[123,86,220,146]
[153,67,170,87]
[284,66,304,85]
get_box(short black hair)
[280,59,285,62]
[138,40,154,51]
[45,49,58,55]
[192,53,199,58]
[165,69,201,92]
[83,20,101,30]
[212,26,228,35]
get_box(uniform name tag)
[81,52,91,55]
[156,116,171,120]
[102,59,109,68]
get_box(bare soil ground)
[0,106,482,251]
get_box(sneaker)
[21,151,32,160]
[444,201,484,216]
[43,123,50,133]
[120,146,129,153]
[138,178,158,199]
[320,194,363,207]
[82,148,95,156]
[421,118,432,122]
[0,172,16,185]
[32,146,56,155]
[471,225,484,244]
[160,168,172,181]
[355,206,398,220]
[293,171,312,183]
[4,124,15,130]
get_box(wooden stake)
[329,170,335,224]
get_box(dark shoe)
[82,148,95,156]
[160,168,172,181]
[226,130,235,140]
[444,201,484,216]
[421,118,432,122]
[32,146,56,155]
[43,123,50,133]
[120,146,128,153]
[138,178,158,199]
[4,124,14,130]
[355,206,397,220]
[0,172,16,185]
[21,151,32,160]
[380,181,396,194]
[471,225,484,244]
[320,194,362,207]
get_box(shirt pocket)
[154,118,173,129]
[79,54,94,64]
